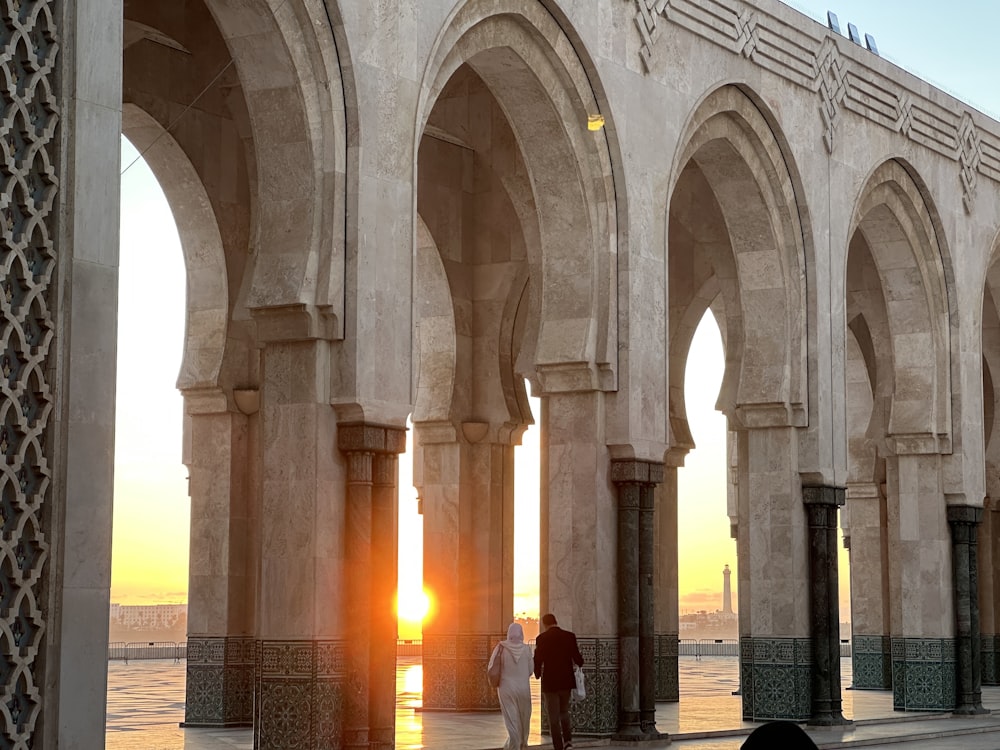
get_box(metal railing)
[107,637,853,662]
[678,638,854,659]
[108,641,186,663]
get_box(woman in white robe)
[488,622,533,750]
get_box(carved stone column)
[802,486,847,725]
[611,459,664,741]
[339,423,407,749]
[948,505,987,715]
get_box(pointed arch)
[416,0,621,392]
[850,159,953,453]
[667,84,809,429]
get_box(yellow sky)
[117,137,849,630]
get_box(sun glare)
[396,588,431,623]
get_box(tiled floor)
[106,657,1000,749]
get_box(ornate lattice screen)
[0,0,59,745]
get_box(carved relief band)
[0,0,59,745]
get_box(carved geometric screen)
[0,0,58,745]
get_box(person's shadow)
[741,720,819,749]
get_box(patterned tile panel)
[890,637,956,710]
[654,633,679,701]
[740,637,811,720]
[570,637,619,736]
[421,633,502,710]
[186,636,257,725]
[253,639,347,749]
[852,634,892,689]
[983,635,999,686]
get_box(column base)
[740,637,811,721]
[654,633,678,701]
[254,640,346,748]
[421,633,502,711]
[184,636,254,726]
[891,638,956,711]
[852,634,893,689]
[982,635,1000,686]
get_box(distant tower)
[722,564,733,614]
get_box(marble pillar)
[948,505,987,715]
[886,454,955,711]
[847,482,892,689]
[654,455,681,702]
[182,393,255,727]
[737,427,812,722]
[54,1,123,747]
[541,390,618,736]
[416,422,514,711]
[250,340,367,750]
[338,423,407,749]
[802,486,847,725]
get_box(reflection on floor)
[106,656,1000,750]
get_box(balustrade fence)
[107,638,852,662]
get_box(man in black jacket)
[533,613,584,750]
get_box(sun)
[396,588,431,624]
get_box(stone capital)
[610,459,664,486]
[337,422,407,455]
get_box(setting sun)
[397,589,431,625]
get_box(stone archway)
[413,0,625,735]
[666,84,836,723]
[845,158,974,713]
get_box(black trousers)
[542,689,573,750]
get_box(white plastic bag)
[571,664,586,701]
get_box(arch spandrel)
[850,159,954,455]
[203,0,349,337]
[667,85,809,430]
[416,1,619,394]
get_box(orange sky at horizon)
[115,138,847,634]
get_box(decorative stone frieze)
[627,0,999,201]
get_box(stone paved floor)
[106,657,1000,749]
